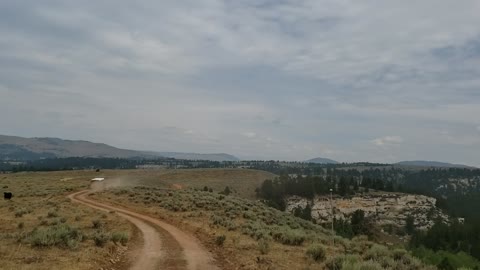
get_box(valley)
[3,2,479,269]
[1,164,480,269]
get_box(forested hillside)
[256,167,480,268]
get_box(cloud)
[371,136,404,147]
[242,132,257,139]
[0,1,480,165]
[439,129,480,146]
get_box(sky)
[1,1,480,165]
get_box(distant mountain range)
[395,160,475,169]
[148,152,239,162]
[304,158,475,168]
[305,157,339,164]
[1,135,475,166]
[0,135,239,162]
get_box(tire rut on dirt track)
[69,190,219,270]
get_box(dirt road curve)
[69,190,220,270]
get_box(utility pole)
[330,188,335,246]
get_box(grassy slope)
[129,168,277,199]
[0,169,433,269]
[0,171,133,270]
[94,186,431,270]
[83,168,276,199]
[0,168,274,269]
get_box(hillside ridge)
[305,157,339,164]
[396,160,475,168]
[0,134,239,161]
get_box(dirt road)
[69,190,220,270]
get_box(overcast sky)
[1,1,480,165]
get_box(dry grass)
[93,186,431,270]
[132,168,276,199]
[12,168,275,199]
[0,168,274,269]
[0,171,132,270]
[0,169,430,270]
[88,168,276,199]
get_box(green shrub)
[93,231,110,247]
[226,221,237,231]
[111,231,129,245]
[306,244,326,262]
[27,224,83,249]
[363,244,390,261]
[392,249,407,261]
[411,246,480,269]
[50,219,59,226]
[342,255,361,266]
[215,235,226,246]
[47,211,58,218]
[243,211,254,219]
[241,221,269,240]
[274,229,306,245]
[325,256,344,270]
[92,219,103,229]
[258,239,270,255]
[356,260,384,270]
[342,260,383,270]
[211,214,225,226]
[15,208,29,218]
[376,256,395,269]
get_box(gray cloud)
[1,1,480,166]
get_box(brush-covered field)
[93,168,276,199]
[0,171,134,270]
[0,168,275,269]
[0,169,434,269]
[94,186,432,270]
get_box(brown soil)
[69,190,220,270]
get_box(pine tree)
[437,257,454,270]
[405,215,415,234]
[338,177,349,196]
[302,204,312,221]
[353,180,359,192]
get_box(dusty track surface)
[69,190,220,270]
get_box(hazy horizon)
[1,1,480,166]
[1,133,478,167]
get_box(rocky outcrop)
[286,193,448,230]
